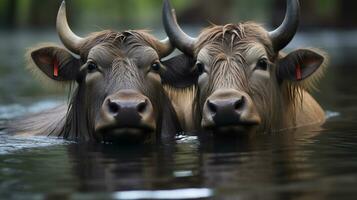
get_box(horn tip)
[163,0,175,19]
[163,0,172,8]
[59,0,66,12]
[57,0,68,21]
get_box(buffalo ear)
[161,54,198,88]
[276,49,324,82]
[30,46,80,81]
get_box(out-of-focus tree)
[338,0,357,29]
[2,0,357,31]
[176,0,234,25]
[27,0,61,28]
[0,0,18,29]
[272,0,357,29]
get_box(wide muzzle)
[96,89,156,142]
[201,89,261,131]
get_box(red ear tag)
[296,63,302,81]
[53,60,59,77]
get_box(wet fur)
[4,30,181,141]
[168,23,327,132]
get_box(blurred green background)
[1,0,357,30]
[0,0,357,103]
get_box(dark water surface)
[1,31,357,200]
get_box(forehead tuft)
[79,30,159,58]
[195,22,273,56]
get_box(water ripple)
[0,133,70,155]
[0,100,61,119]
[325,110,340,120]
[112,188,214,200]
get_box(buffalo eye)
[151,61,161,71]
[256,58,269,71]
[87,62,98,73]
[196,61,205,75]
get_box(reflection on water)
[0,122,357,199]
[112,188,214,199]
[1,31,357,199]
[0,100,61,119]
[0,134,70,155]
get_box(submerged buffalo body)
[3,2,182,142]
[163,0,327,134]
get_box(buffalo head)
[27,1,179,142]
[162,0,326,135]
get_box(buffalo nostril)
[137,100,148,113]
[108,100,120,114]
[234,96,245,110]
[207,100,217,113]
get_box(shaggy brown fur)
[5,30,181,142]
[171,23,327,132]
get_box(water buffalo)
[3,1,183,143]
[162,0,327,134]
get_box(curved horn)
[56,1,84,54]
[269,0,300,51]
[162,0,197,56]
[157,37,174,58]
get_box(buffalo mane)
[195,22,274,58]
[194,23,327,108]
[79,30,164,59]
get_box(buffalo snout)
[96,89,156,142]
[202,89,261,132]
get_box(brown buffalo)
[3,1,183,143]
[162,0,327,134]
